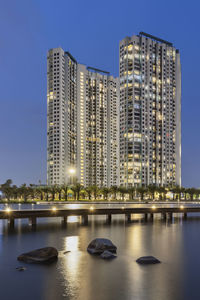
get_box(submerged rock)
[87,238,117,255]
[16,266,26,271]
[136,256,161,265]
[63,251,71,254]
[100,250,117,259]
[17,247,58,264]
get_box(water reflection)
[61,236,82,299]
[67,216,79,223]
[0,209,200,299]
[65,236,79,251]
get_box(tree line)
[0,179,199,202]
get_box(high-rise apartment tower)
[47,32,181,188]
[47,48,119,187]
[119,32,181,187]
[77,64,119,187]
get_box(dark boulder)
[63,251,71,254]
[136,256,161,265]
[100,250,117,259]
[17,247,58,264]
[16,266,26,271]
[87,238,117,255]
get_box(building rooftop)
[139,32,173,46]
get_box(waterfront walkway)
[0,205,200,229]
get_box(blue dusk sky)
[0,0,199,187]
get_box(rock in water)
[17,247,58,264]
[63,251,71,254]
[100,250,117,259]
[136,256,161,265]
[87,238,117,255]
[16,266,26,271]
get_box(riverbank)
[1,199,200,205]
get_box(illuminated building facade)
[47,32,181,188]
[119,32,181,187]
[47,48,119,187]
[47,48,77,185]
[77,65,119,187]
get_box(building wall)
[107,76,119,187]
[47,32,181,188]
[47,49,77,185]
[77,64,87,187]
[47,48,66,185]
[77,65,119,187]
[175,52,181,186]
[64,52,77,184]
[47,49,119,187]
[119,33,181,187]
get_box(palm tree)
[42,186,50,201]
[127,186,135,201]
[136,186,147,201]
[0,179,13,201]
[118,186,127,201]
[181,187,187,201]
[187,188,196,201]
[170,186,178,201]
[101,187,110,200]
[177,187,182,201]
[18,184,31,202]
[171,186,182,201]
[110,185,118,200]
[85,186,93,201]
[178,186,186,201]
[49,185,57,201]
[80,189,86,200]
[36,187,44,201]
[91,185,99,201]
[195,189,200,201]
[12,185,19,201]
[163,186,168,201]
[56,186,63,201]
[29,185,36,201]
[71,183,83,201]
[147,185,157,200]
[157,186,167,201]
[70,185,77,200]
[62,184,69,201]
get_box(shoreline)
[0,200,200,205]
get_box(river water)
[0,203,200,300]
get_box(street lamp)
[5,207,11,213]
[68,167,76,184]
[69,168,76,175]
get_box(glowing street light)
[5,207,11,213]
[69,168,76,175]
[52,207,57,212]
[180,205,184,209]
[90,206,94,211]
[151,205,156,210]
[68,167,76,185]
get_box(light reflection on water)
[67,216,79,223]
[1,207,200,299]
[65,236,79,251]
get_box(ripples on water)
[0,203,200,300]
